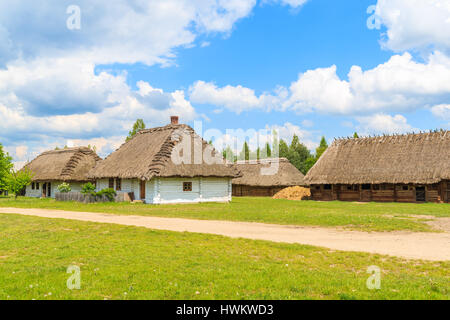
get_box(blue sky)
[0,0,449,167]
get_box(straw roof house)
[232,158,306,197]
[88,117,240,204]
[305,131,450,203]
[23,147,101,198]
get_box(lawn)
[0,196,449,232]
[0,214,448,300]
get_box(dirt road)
[1,207,449,261]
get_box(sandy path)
[1,207,449,261]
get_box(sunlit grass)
[0,214,448,300]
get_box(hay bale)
[273,186,311,201]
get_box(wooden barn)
[304,131,450,203]
[23,147,101,198]
[88,117,240,204]
[232,158,306,197]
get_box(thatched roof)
[232,158,306,187]
[304,131,450,185]
[88,124,239,180]
[24,147,101,182]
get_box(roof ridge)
[334,130,449,142]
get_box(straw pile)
[273,186,311,201]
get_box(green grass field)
[0,196,449,232]
[0,214,448,300]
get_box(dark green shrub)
[96,188,117,202]
[81,182,96,195]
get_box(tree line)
[126,119,331,175]
[222,134,328,175]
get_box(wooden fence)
[55,192,134,203]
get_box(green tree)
[222,146,235,163]
[0,144,13,192]
[288,134,312,174]
[315,136,328,159]
[303,157,317,174]
[239,141,250,161]
[303,136,329,174]
[126,119,146,142]
[353,132,359,138]
[279,139,289,159]
[260,142,271,159]
[7,168,33,199]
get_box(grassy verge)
[0,214,448,300]
[0,196,449,232]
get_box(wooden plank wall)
[232,185,284,197]
[311,182,448,203]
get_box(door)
[140,180,146,200]
[415,186,426,202]
[42,183,47,198]
[47,182,51,197]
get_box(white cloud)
[356,113,416,135]
[376,0,450,53]
[14,146,28,160]
[0,1,261,67]
[191,52,450,116]
[431,104,450,120]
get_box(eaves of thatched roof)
[304,131,450,185]
[232,158,306,187]
[88,124,240,180]
[24,147,101,182]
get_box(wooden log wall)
[232,185,284,197]
[310,182,448,203]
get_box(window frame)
[108,178,114,189]
[116,178,122,191]
[183,182,193,192]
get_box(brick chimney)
[170,116,179,125]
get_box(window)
[372,185,380,190]
[32,182,35,190]
[402,185,409,191]
[362,184,371,190]
[36,183,39,190]
[324,184,332,190]
[108,178,114,189]
[183,182,192,192]
[116,178,122,191]
[315,185,321,190]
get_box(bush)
[96,188,117,202]
[57,182,71,193]
[81,182,96,195]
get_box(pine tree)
[239,142,250,161]
[315,136,328,159]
